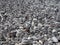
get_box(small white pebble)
[52,29,56,33]
[32,21,34,26]
[15,43,22,45]
[52,37,58,42]
[39,40,43,44]
[33,18,37,21]
[19,26,23,29]
[15,43,18,45]
[34,26,37,29]
[15,43,19,45]
[44,34,47,36]
[58,32,60,34]
[28,37,31,39]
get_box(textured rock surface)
[0,0,60,45]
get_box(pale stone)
[52,37,58,42]
[44,34,47,36]
[52,29,56,33]
[39,40,43,44]
[34,26,37,30]
[28,36,31,39]
[32,21,34,26]
[15,43,22,45]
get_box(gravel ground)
[0,0,60,45]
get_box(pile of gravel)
[0,0,60,45]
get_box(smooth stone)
[52,29,56,33]
[52,37,58,42]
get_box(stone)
[15,43,22,45]
[52,36,58,43]
[28,36,31,40]
[52,29,56,33]
[57,42,60,45]
[39,40,43,44]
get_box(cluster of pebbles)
[0,0,60,45]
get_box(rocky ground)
[0,0,60,45]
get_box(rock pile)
[0,0,60,45]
